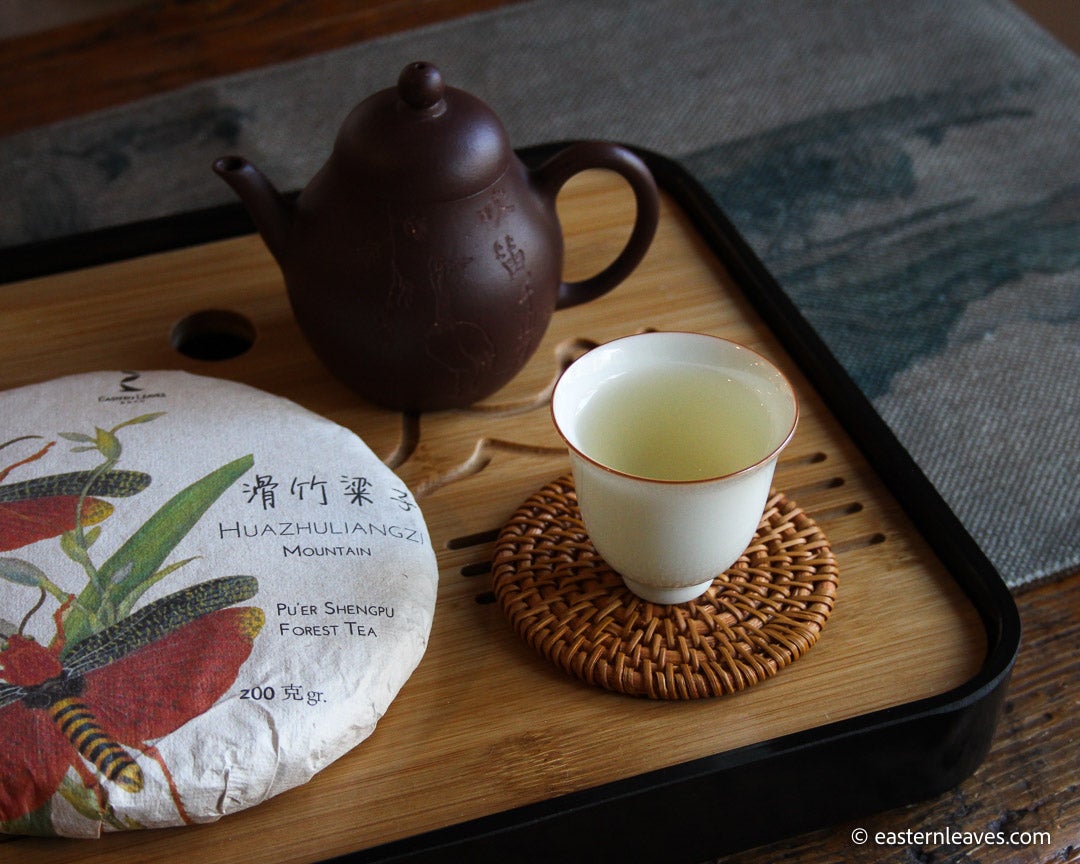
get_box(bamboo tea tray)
[0,152,1019,863]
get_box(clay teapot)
[213,61,659,411]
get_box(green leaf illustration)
[0,801,55,837]
[62,454,254,648]
[0,557,67,605]
[0,557,48,587]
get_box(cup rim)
[551,331,799,485]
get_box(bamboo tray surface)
[3,169,992,863]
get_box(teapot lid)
[333,61,512,201]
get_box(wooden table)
[2,4,1077,863]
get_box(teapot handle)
[531,142,660,310]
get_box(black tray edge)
[0,202,267,285]
[1,144,1021,863]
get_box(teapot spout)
[213,156,293,263]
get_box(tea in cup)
[551,331,798,604]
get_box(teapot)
[213,61,659,411]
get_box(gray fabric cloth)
[2,0,1077,587]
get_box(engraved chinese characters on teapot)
[214,61,659,411]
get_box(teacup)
[551,331,798,604]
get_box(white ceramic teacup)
[551,331,798,604]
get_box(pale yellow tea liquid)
[576,364,775,481]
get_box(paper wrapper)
[0,371,438,837]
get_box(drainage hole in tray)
[447,528,501,550]
[172,309,256,360]
[450,537,497,604]
[833,532,887,554]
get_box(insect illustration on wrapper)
[0,416,263,834]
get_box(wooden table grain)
[1,3,1077,863]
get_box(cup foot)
[620,575,715,605]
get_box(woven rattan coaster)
[492,475,838,699]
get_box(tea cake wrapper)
[0,371,437,837]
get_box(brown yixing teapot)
[214,61,659,411]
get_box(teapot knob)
[398,61,445,110]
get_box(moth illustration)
[0,423,260,832]
[0,576,264,826]
[0,437,149,553]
